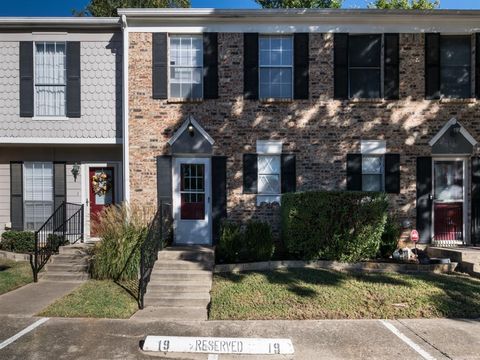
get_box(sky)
[0,0,479,16]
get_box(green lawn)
[38,280,138,319]
[210,268,480,320]
[0,259,33,295]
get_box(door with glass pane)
[172,158,211,245]
[433,159,465,241]
[89,167,114,236]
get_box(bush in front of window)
[0,231,35,253]
[244,220,275,262]
[378,215,402,259]
[281,191,388,262]
[216,221,244,264]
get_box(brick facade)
[128,31,480,237]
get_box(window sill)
[438,98,477,104]
[259,98,294,104]
[167,98,203,104]
[31,116,70,121]
[256,194,281,206]
[348,98,385,104]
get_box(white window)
[258,155,281,195]
[259,36,293,99]
[362,156,384,192]
[169,35,203,99]
[34,42,66,117]
[23,162,53,230]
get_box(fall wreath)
[92,171,112,196]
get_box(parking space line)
[0,317,49,350]
[380,320,436,360]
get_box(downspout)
[121,14,130,203]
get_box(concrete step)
[154,260,213,271]
[143,296,210,308]
[145,292,210,300]
[147,283,211,293]
[132,306,207,321]
[158,247,214,262]
[41,272,89,281]
[51,254,90,264]
[45,263,88,272]
[149,269,212,281]
[59,245,92,255]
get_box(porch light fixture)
[71,163,80,182]
[450,122,461,137]
[187,120,195,137]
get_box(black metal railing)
[138,201,172,309]
[30,201,84,282]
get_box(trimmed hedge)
[281,191,389,262]
[0,231,35,253]
[379,215,402,258]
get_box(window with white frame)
[259,35,293,99]
[23,162,53,231]
[362,155,384,192]
[258,155,281,195]
[169,35,203,99]
[34,42,66,117]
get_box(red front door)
[89,167,114,236]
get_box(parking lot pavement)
[0,316,478,360]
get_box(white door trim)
[172,157,212,245]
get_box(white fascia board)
[0,137,122,145]
[168,115,215,146]
[0,17,120,29]
[429,117,477,147]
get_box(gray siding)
[0,33,122,142]
[66,164,82,204]
[0,164,10,235]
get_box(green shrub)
[244,220,275,261]
[216,221,244,263]
[47,234,70,251]
[281,191,388,262]
[0,231,35,253]
[379,215,402,258]
[91,204,154,281]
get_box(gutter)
[0,17,120,29]
[121,14,130,203]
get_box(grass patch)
[210,268,480,320]
[0,259,32,295]
[38,280,138,319]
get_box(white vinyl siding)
[169,35,203,99]
[34,42,66,117]
[23,162,53,230]
[259,36,293,100]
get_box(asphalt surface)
[0,316,479,359]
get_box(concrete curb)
[214,260,459,274]
[0,250,30,262]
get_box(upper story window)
[440,35,471,99]
[34,42,66,117]
[348,34,382,99]
[259,35,293,100]
[169,35,203,99]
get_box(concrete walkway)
[0,280,84,316]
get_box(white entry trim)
[168,115,215,146]
[428,118,477,147]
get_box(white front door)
[172,157,211,245]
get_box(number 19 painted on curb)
[143,336,295,355]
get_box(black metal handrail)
[138,201,172,309]
[30,201,84,282]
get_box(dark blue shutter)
[416,156,433,244]
[243,153,258,194]
[472,157,480,245]
[203,33,218,99]
[294,33,309,100]
[10,162,23,231]
[384,34,399,100]
[281,154,296,193]
[19,42,34,117]
[212,156,227,245]
[54,162,66,211]
[385,154,400,194]
[157,155,172,205]
[346,154,362,191]
[334,33,349,100]
[425,33,441,100]
[244,33,259,100]
[152,33,168,99]
[66,42,81,118]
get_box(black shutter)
[346,154,362,191]
[212,156,227,245]
[472,157,480,245]
[66,42,81,118]
[384,153,400,194]
[10,162,23,231]
[425,33,441,100]
[384,33,399,100]
[203,33,218,99]
[416,156,433,244]
[281,154,296,193]
[243,153,258,194]
[152,33,168,99]
[19,42,34,118]
[476,34,480,99]
[157,155,172,205]
[294,33,309,100]
[244,33,259,100]
[53,162,66,211]
[334,33,349,99]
